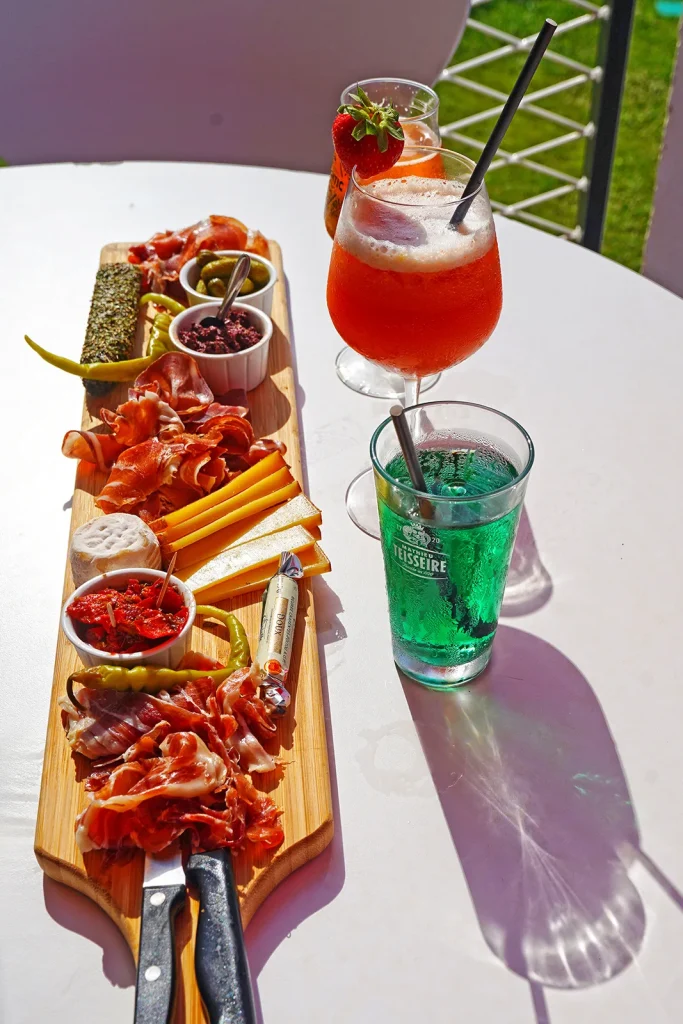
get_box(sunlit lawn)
[436,0,679,270]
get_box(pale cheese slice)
[186,524,315,597]
[195,542,331,602]
[70,513,162,586]
[175,494,322,573]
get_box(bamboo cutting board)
[35,242,333,1023]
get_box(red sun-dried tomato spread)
[68,578,189,654]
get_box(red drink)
[327,174,503,378]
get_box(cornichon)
[80,263,143,396]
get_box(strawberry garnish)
[332,86,405,177]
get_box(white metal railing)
[439,0,612,241]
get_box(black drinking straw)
[390,405,433,519]
[450,18,557,229]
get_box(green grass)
[435,0,679,270]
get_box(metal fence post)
[579,0,636,251]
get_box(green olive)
[196,249,218,268]
[200,257,239,282]
[239,277,255,295]
[248,260,270,288]
[195,278,208,295]
[207,277,227,297]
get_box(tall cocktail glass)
[327,148,503,535]
[325,77,443,401]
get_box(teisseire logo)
[391,523,448,579]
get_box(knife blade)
[133,849,186,1024]
[186,848,257,1024]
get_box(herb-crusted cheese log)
[80,263,142,396]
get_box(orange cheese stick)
[196,543,331,602]
[151,450,287,532]
[164,481,301,554]
[159,466,293,544]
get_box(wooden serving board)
[35,242,333,1022]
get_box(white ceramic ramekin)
[179,250,277,315]
[169,301,272,393]
[62,567,196,668]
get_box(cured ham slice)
[62,430,126,471]
[75,733,230,853]
[63,669,285,854]
[128,215,269,295]
[59,687,206,759]
[244,438,287,466]
[187,399,250,430]
[101,392,185,446]
[95,440,180,515]
[130,352,214,418]
[62,353,274,519]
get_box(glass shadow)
[401,625,645,988]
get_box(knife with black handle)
[134,850,186,1024]
[186,848,257,1024]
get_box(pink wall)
[1,0,469,172]
[643,18,683,297]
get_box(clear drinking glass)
[324,77,443,401]
[327,148,503,536]
[371,401,533,687]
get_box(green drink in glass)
[371,401,534,686]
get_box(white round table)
[2,163,682,1024]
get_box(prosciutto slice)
[128,215,269,295]
[101,392,185,446]
[129,352,213,418]
[62,352,266,517]
[62,430,126,471]
[63,661,285,855]
[95,440,180,515]
[75,733,230,853]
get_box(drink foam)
[337,176,495,273]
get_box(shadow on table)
[401,625,647,1001]
[43,874,135,988]
[246,574,346,1024]
[501,507,553,617]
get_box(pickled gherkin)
[80,263,142,396]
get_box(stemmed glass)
[324,77,443,401]
[326,147,503,537]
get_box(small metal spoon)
[199,253,252,328]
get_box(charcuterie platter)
[34,225,333,1023]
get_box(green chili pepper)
[140,293,186,315]
[147,327,173,359]
[25,335,156,382]
[196,605,251,671]
[66,664,235,707]
[153,312,173,330]
[66,609,250,705]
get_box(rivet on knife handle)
[134,883,186,1024]
[186,850,257,1024]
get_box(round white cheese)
[70,513,162,586]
